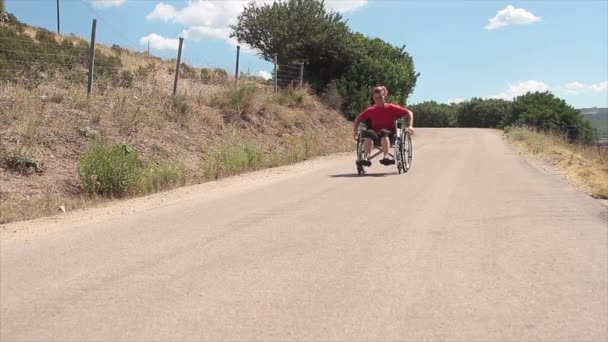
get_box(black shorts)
[361,129,395,141]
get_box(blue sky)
[6,0,608,108]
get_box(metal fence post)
[299,62,304,88]
[273,54,278,93]
[56,0,60,34]
[86,19,97,96]
[595,128,601,156]
[172,37,184,97]
[235,45,240,86]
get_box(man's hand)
[408,126,415,135]
[353,131,359,140]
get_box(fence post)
[86,18,97,96]
[273,54,278,93]
[299,62,304,88]
[595,128,601,155]
[172,37,184,97]
[235,45,240,86]
[56,0,60,34]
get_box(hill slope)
[0,15,352,224]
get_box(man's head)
[372,86,388,106]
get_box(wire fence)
[0,18,312,100]
[548,119,607,156]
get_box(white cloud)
[182,26,230,41]
[485,5,541,30]
[147,0,367,51]
[91,0,125,8]
[589,81,608,93]
[447,98,465,104]
[489,80,549,100]
[325,0,368,13]
[258,71,272,80]
[564,80,608,94]
[139,33,180,51]
[146,3,176,21]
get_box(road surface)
[1,128,606,341]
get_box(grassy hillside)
[0,15,352,224]
[506,127,608,199]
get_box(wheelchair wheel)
[403,130,413,172]
[397,137,405,174]
[356,136,366,175]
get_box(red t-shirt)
[358,103,410,131]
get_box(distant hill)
[579,108,608,139]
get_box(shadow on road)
[329,171,398,178]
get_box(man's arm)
[353,109,369,139]
[353,115,362,140]
[392,104,415,130]
[404,108,414,130]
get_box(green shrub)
[227,83,258,112]
[139,160,186,193]
[78,141,141,197]
[203,138,263,179]
[276,86,304,107]
[170,95,190,118]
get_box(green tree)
[230,0,419,118]
[507,91,594,142]
[456,98,512,128]
[409,101,456,127]
[335,34,419,118]
[230,0,354,88]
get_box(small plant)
[179,63,197,79]
[170,95,190,118]
[111,44,123,55]
[78,141,141,197]
[0,148,45,175]
[201,68,228,84]
[139,160,186,194]
[210,83,260,118]
[79,126,101,140]
[203,138,263,180]
[34,28,55,44]
[276,87,305,108]
[116,70,134,88]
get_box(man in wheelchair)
[353,86,414,167]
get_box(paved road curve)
[1,128,606,341]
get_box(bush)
[409,101,455,127]
[139,160,186,193]
[0,147,44,175]
[35,28,55,44]
[276,86,305,107]
[335,34,418,119]
[116,70,134,88]
[456,98,512,128]
[211,83,260,116]
[203,138,263,179]
[78,141,141,197]
[179,63,197,79]
[201,67,229,84]
[171,95,190,115]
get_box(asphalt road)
[1,128,606,341]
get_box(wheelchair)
[355,118,413,175]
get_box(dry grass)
[0,43,352,225]
[506,126,608,199]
